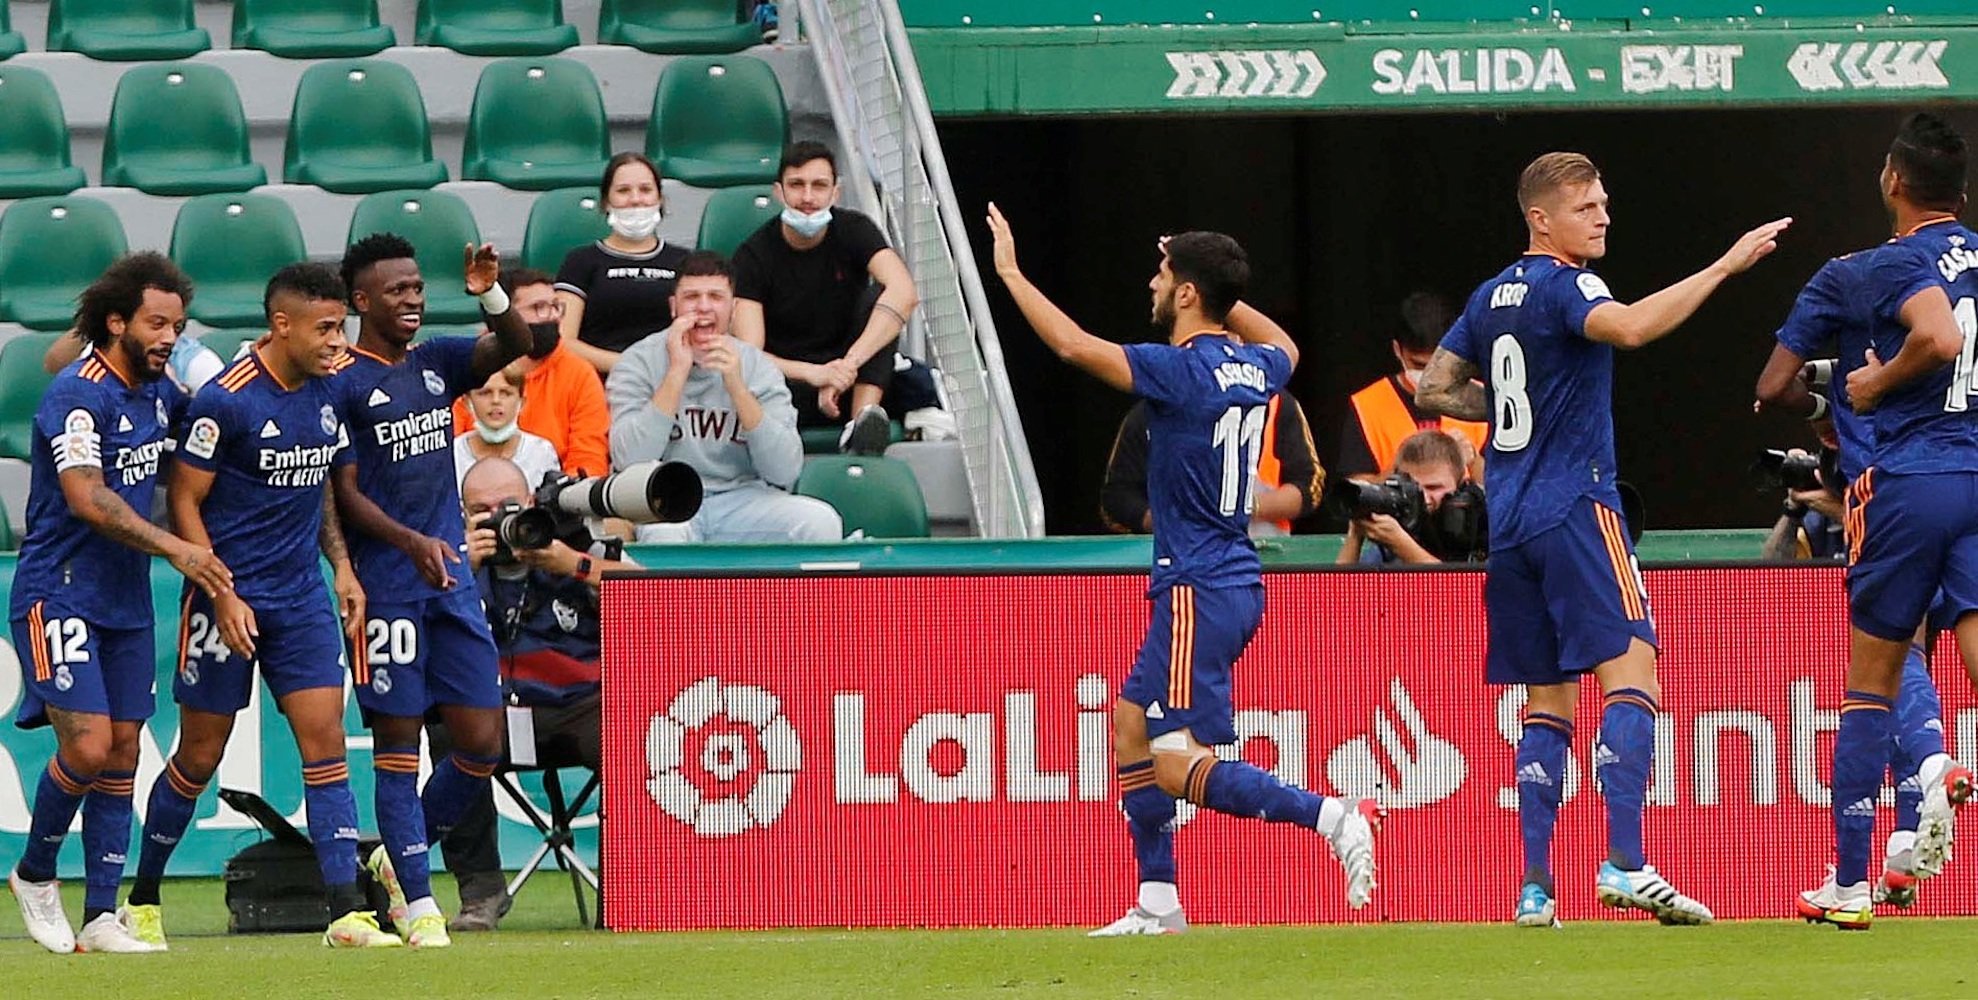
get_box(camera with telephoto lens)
[481,460,703,566]
[1752,448,1837,495]
[1336,472,1428,537]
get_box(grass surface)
[2,878,1973,998]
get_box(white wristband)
[477,284,511,316]
[1807,394,1829,421]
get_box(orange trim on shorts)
[1167,586,1195,711]
[28,600,49,682]
[1845,468,1877,565]
[349,627,369,687]
[175,591,195,681]
[1594,504,1646,621]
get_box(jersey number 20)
[1491,334,1534,452]
[1212,405,1267,517]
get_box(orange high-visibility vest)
[1349,375,1487,472]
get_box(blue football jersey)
[331,337,482,601]
[10,355,185,622]
[1775,255,1875,483]
[1442,254,1622,549]
[1857,219,1978,474]
[1121,333,1292,595]
[175,351,346,610]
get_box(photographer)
[1336,429,1483,565]
[432,456,637,930]
[1757,440,1846,561]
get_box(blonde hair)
[1517,152,1600,211]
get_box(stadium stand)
[346,188,485,323]
[648,55,787,186]
[232,0,398,58]
[102,63,267,195]
[47,0,212,61]
[0,66,88,198]
[416,0,580,56]
[170,193,309,328]
[693,184,777,258]
[794,455,931,539]
[0,195,127,329]
[0,332,62,460]
[0,2,25,60]
[193,327,258,366]
[462,57,612,191]
[285,59,450,194]
[598,0,759,54]
[521,185,609,272]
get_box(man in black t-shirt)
[732,141,920,454]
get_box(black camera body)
[1333,472,1489,563]
[480,461,703,565]
[1339,473,1428,536]
[1754,447,1838,495]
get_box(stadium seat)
[648,56,787,187]
[171,194,308,329]
[0,197,128,330]
[0,67,89,198]
[47,0,212,61]
[794,455,929,538]
[800,422,902,455]
[192,328,256,365]
[695,185,777,257]
[461,58,611,192]
[234,0,396,59]
[0,496,17,552]
[346,190,485,324]
[598,0,758,54]
[522,186,608,272]
[0,333,63,460]
[286,60,448,194]
[0,3,27,60]
[102,64,267,196]
[416,0,578,56]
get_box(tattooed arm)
[1414,347,1488,422]
[58,465,232,596]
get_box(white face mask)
[781,206,833,239]
[475,418,520,445]
[607,205,661,240]
[1402,364,1428,385]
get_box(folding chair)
[492,730,601,925]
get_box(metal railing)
[799,0,1045,538]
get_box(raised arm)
[986,203,1132,393]
[1415,347,1488,422]
[466,243,534,382]
[1582,218,1792,350]
[1225,302,1299,370]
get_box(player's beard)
[1150,287,1177,334]
[120,331,168,382]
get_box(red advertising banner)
[600,566,1978,929]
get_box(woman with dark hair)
[554,152,690,375]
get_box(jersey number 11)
[1213,405,1267,517]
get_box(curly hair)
[340,232,419,306]
[74,251,194,349]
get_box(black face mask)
[527,320,561,360]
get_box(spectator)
[607,251,841,542]
[1337,429,1473,565]
[555,153,689,375]
[453,267,612,477]
[1102,394,1323,537]
[453,368,562,492]
[435,456,637,930]
[732,140,921,455]
[1339,291,1488,480]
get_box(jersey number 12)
[1213,405,1267,517]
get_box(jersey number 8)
[1490,334,1534,453]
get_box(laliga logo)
[647,676,801,837]
[1325,678,1465,810]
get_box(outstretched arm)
[1415,348,1487,422]
[1582,218,1792,349]
[986,203,1133,393]
[466,243,534,382]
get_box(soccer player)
[329,235,533,947]
[1416,152,1788,927]
[6,253,232,954]
[986,205,1379,936]
[129,262,396,948]
[1760,113,1978,929]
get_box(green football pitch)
[2,878,1975,998]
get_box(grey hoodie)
[606,332,805,493]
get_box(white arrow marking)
[1293,50,1327,97]
[1164,50,1328,100]
[1787,42,1844,91]
[1215,51,1254,98]
[1239,50,1276,97]
[1165,51,1223,99]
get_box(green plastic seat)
[648,56,787,187]
[794,455,929,539]
[102,64,267,195]
[0,67,88,197]
[47,0,211,61]
[800,422,903,455]
[192,329,257,366]
[170,194,308,329]
[0,197,129,330]
[523,187,609,272]
[417,0,578,56]
[0,2,28,60]
[695,185,777,257]
[463,58,611,192]
[0,333,64,460]
[234,0,396,59]
[347,190,486,325]
[0,496,18,551]
[599,0,757,54]
[286,60,448,194]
